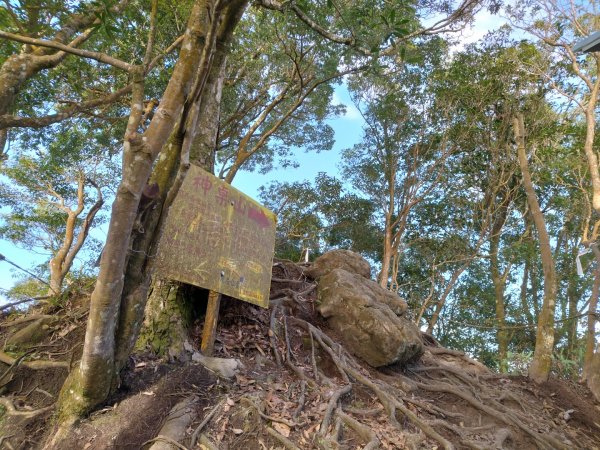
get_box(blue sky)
[232,86,364,200]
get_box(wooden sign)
[155,166,276,308]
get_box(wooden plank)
[200,290,221,356]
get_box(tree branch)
[0,30,133,72]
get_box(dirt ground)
[0,260,598,449]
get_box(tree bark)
[565,248,579,364]
[488,181,513,373]
[490,232,509,373]
[583,84,600,213]
[585,345,600,403]
[426,265,468,334]
[55,1,216,423]
[514,113,557,384]
[582,264,600,383]
[379,223,393,289]
[114,6,239,370]
[47,176,103,295]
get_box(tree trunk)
[490,233,509,373]
[55,2,216,424]
[47,177,103,296]
[583,88,600,213]
[113,129,184,371]
[378,159,396,289]
[582,264,600,382]
[585,345,600,403]
[131,52,228,364]
[488,180,513,373]
[514,113,557,384]
[565,248,579,363]
[426,265,467,334]
[113,1,245,371]
[379,225,393,289]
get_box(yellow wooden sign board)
[155,166,276,308]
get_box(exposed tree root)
[198,434,218,450]
[494,428,512,449]
[267,426,301,450]
[190,401,223,448]
[336,410,379,450]
[292,380,306,420]
[142,435,189,450]
[0,397,53,418]
[256,294,581,450]
[0,315,55,328]
[0,350,69,369]
[241,396,302,427]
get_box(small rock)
[192,353,244,378]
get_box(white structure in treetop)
[573,31,600,53]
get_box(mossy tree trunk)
[489,182,514,373]
[55,1,246,424]
[117,14,234,369]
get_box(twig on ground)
[190,400,223,448]
[241,396,300,427]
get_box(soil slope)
[0,260,598,449]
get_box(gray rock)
[306,249,371,280]
[317,268,422,367]
[192,352,244,378]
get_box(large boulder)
[317,267,422,367]
[305,249,371,280]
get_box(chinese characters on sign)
[155,166,277,308]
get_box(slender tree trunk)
[379,161,396,289]
[520,258,533,326]
[488,181,513,373]
[583,89,600,213]
[379,223,393,289]
[47,177,103,296]
[582,264,600,383]
[514,113,557,383]
[426,265,467,334]
[490,233,509,373]
[565,248,579,363]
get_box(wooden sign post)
[200,290,221,355]
[155,166,277,355]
